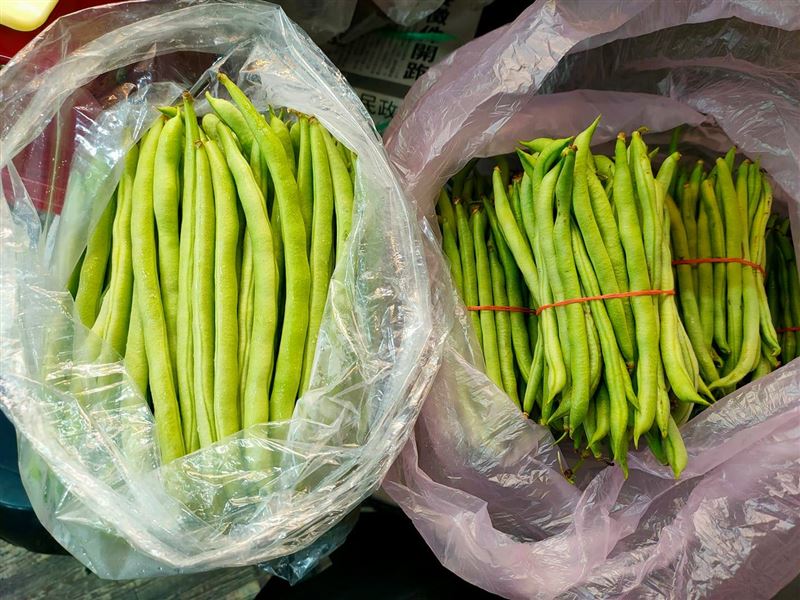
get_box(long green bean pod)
[217,123,279,426]
[125,288,148,397]
[176,93,199,452]
[698,179,730,354]
[153,113,184,375]
[131,119,185,462]
[205,139,241,438]
[321,126,354,257]
[472,207,503,389]
[206,92,254,157]
[300,121,335,394]
[74,193,116,328]
[570,224,629,473]
[488,237,518,402]
[192,143,217,447]
[269,109,296,176]
[297,116,314,253]
[613,134,660,445]
[454,197,482,346]
[715,158,744,368]
[665,196,719,383]
[484,199,532,379]
[574,119,635,362]
[96,143,139,360]
[219,74,308,422]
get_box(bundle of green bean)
[70,74,356,462]
[766,217,800,365]
[667,147,782,391]
[437,117,793,478]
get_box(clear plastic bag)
[0,0,440,579]
[372,0,493,27]
[382,1,800,597]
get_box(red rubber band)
[671,257,765,276]
[533,289,674,316]
[776,326,800,333]
[466,305,537,314]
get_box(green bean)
[698,179,729,354]
[770,241,795,362]
[219,74,309,421]
[586,308,602,397]
[521,137,571,252]
[300,121,335,394]
[778,227,800,359]
[724,146,736,174]
[751,350,772,381]
[157,106,178,118]
[289,119,301,162]
[454,197,481,345]
[218,125,280,427]
[516,148,537,180]
[441,219,463,298]
[494,172,564,418]
[130,118,185,462]
[590,383,610,447]
[192,143,217,447]
[546,149,590,429]
[575,120,635,363]
[450,158,477,199]
[153,113,184,378]
[238,233,254,409]
[593,154,615,182]
[523,332,544,415]
[519,137,554,153]
[125,286,148,397]
[655,151,680,198]
[510,179,524,233]
[584,398,597,455]
[613,134,659,446]
[488,236,518,402]
[201,113,222,143]
[631,132,661,293]
[74,192,116,328]
[665,196,719,383]
[586,167,635,359]
[709,249,761,388]
[685,161,704,278]
[484,199,532,380]
[695,203,714,350]
[715,158,745,369]
[645,426,668,465]
[205,138,241,438]
[570,223,629,472]
[322,126,354,257]
[206,92,254,158]
[248,141,266,200]
[176,92,199,452]
[471,207,503,388]
[95,143,139,360]
[749,179,781,359]
[664,416,688,478]
[659,204,707,406]
[269,109,296,177]
[747,161,761,229]
[297,116,313,253]
[496,155,511,188]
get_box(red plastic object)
[0,0,123,63]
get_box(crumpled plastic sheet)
[0,0,441,580]
[372,0,493,27]
[382,1,800,598]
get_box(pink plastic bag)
[382,1,800,597]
